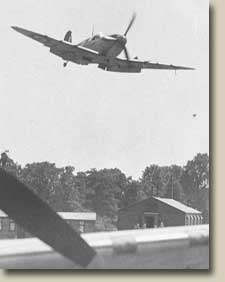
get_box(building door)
[145,216,155,228]
[144,212,159,228]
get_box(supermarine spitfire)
[12,13,194,73]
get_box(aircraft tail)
[64,30,72,43]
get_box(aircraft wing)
[11,26,100,64]
[11,26,60,47]
[0,225,209,269]
[12,26,194,72]
[101,57,194,73]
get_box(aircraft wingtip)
[183,67,195,70]
[11,26,19,31]
[11,26,25,33]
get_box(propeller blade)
[0,168,96,267]
[123,46,130,60]
[124,12,136,36]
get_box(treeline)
[2,153,209,230]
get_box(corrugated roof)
[153,197,201,214]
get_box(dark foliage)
[1,152,209,228]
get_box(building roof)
[153,197,201,214]
[0,210,8,218]
[57,212,96,221]
[0,210,96,221]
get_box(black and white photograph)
[0,0,209,269]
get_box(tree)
[74,171,88,208]
[58,166,87,212]
[7,160,23,179]
[21,162,61,210]
[163,165,184,201]
[84,168,127,220]
[141,165,162,197]
[181,153,209,218]
[120,178,143,208]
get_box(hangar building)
[118,197,203,230]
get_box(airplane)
[11,13,194,73]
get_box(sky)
[0,0,209,179]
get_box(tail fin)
[64,30,72,43]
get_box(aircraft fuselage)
[79,34,126,59]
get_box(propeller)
[124,12,136,37]
[0,168,96,267]
[123,46,130,61]
[102,13,137,61]
[123,12,136,60]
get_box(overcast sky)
[0,0,208,179]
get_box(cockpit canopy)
[90,33,103,41]
[109,34,119,39]
[92,35,100,40]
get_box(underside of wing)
[11,26,59,47]
[11,26,101,65]
[98,58,142,73]
[141,61,194,70]
[99,57,194,73]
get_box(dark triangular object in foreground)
[0,168,96,267]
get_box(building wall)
[16,225,32,238]
[185,214,203,225]
[0,218,17,239]
[118,198,158,230]
[156,199,185,227]
[118,198,202,230]
[1,217,96,239]
[66,219,95,234]
[84,221,95,233]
